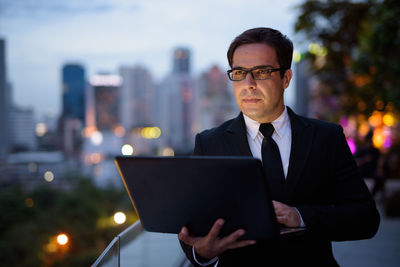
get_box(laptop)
[115,155,304,240]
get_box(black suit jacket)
[181,107,380,267]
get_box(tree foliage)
[0,178,135,266]
[354,0,400,113]
[294,0,400,120]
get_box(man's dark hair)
[227,27,293,78]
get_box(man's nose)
[243,71,257,88]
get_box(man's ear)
[282,69,292,89]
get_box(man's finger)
[178,226,197,245]
[273,200,283,210]
[227,239,256,250]
[276,215,286,224]
[219,228,245,248]
[207,218,225,239]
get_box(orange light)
[82,126,98,137]
[25,198,34,207]
[368,111,382,127]
[56,234,68,246]
[383,113,395,127]
[372,128,384,148]
[90,153,102,164]
[358,122,370,137]
[161,147,175,156]
[353,74,372,87]
[114,125,126,137]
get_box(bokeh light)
[90,131,103,145]
[293,50,302,63]
[383,113,395,127]
[35,123,48,137]
[346,138,356,154]
[44,171,54,182]
[161,147,175,156]
[56,234,69,245]
[113,212,126,224]
[114,125,126,137]
[25,198,34,207]
[121,144,134,155]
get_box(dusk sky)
[0,0,304,120]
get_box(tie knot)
[259,123,275,138]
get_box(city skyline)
[0,0,303,119]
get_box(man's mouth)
[242,98,261,103]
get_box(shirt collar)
[243,106,289,140]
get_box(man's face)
[231,43,292,123]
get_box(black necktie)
[259,123,285,201]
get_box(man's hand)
[178,218,256,261]
[273,200,301,227]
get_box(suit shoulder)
[197,118,235,140]
[301,115,342,133]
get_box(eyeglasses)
[227,66,287,81]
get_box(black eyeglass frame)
[226,66,288,81]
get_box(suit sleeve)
[296,126,380,241]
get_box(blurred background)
[0,0,399,266]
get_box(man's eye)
[255,69,269,74]
[233,70,245,75]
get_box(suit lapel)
[224,113,253,156]
[284,108,314,200]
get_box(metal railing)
[92,221,192,267]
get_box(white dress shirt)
[243,106,292,179]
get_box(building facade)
[62,64,86,124]
[8,106,37,152]
[119,65,155,131]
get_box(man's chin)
[241,110,264,121]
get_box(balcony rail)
[92,220,193,267]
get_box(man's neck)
[250,105,286,124]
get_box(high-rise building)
[197,65,238,130]
[8,106,37,152]
[158,47,196,153]
[90,73,122,131]
[62,64,86,124]
[59,64,86,158]
[0,39,9,159]
[119,65,155,131]
[173,47,190,74]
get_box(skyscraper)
[197,65,238,130]
[59,64,86,158]
[62,64,86,124]
[90,73,122,131]
[119,65,155,131]
[8,106,36,152]
[0,39,9,159]
[173,47,190,74]
[159,47,196,153]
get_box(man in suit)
[178,27,380,266]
